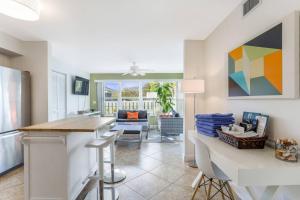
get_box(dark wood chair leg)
[206,179,212,200]
[225,182,235,200]
[191,174,204,200]
[219,180,225,200]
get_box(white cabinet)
[23,132,98,200]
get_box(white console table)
[188,130,300,200]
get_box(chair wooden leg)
[203,176,208,197]
[206,179,213,200]
[225,182,235,200]
[219,180,225,200]
[191,174,204,200]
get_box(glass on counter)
[275,138,298,162]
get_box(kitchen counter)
[19,116,115,132]
[20,116,115,200]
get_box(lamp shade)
[181,79,205,94]
[0,0,40,21]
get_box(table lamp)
[181,79,205,168]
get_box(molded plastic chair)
[191,139,236,200]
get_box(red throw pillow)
[127,112,139,120]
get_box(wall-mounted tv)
[72,76,89,95]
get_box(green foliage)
[153,83,175,113]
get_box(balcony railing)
[104,101,118,115]
[104,98,161,115]
[104,98,183,116]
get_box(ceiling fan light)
[0,0,40,21]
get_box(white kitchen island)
[19,116,115,200]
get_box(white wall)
[0,32,49,124]
[203,1,300,199]
[0,31,90,123]
[49,57,90,117]
[183,40,206,161]
[0,54,11,66]
[0,32,24,55]
[11,42,49,124]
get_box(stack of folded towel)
[195,113,235,137]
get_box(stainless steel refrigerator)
[0,66,31,174]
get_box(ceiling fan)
[122,62,152,76]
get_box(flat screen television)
[72,76,89,95]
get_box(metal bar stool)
[85,136,119,200]
[98,130,126,184]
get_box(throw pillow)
[138,111,147,119]
[127,112,139,119]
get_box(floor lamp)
[181,79,205,168]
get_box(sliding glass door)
[121,81,139,110]
[100,80,182,116]
[104,82,119,115]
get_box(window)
[121,81,139,110]
[101,80,182,116]
[104,82,119,115]
[142,81,160,114]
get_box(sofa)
[116,110,149,138]
[116,110,148,123]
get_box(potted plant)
[151,82,175,117]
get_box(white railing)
[104,98,160,115]
[122,100,139,110]
[104,98,183,116]
[104,101,118,115]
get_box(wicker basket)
[216,130,267,149]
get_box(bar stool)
[85,136,119,200]
[98,130,126,184]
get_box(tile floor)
[0,135,224,200]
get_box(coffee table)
[117,121,149,139]
[110,124,143,148]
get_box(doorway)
[50,71,67,121]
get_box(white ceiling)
[0,0,241,73]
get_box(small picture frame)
[242,112,269,137]
[256,115,269,137]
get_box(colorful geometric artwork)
[228,23,282,97]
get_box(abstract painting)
[228,23,282,97]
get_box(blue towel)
[197,127,218,137]
[196,124,216,131]
[196,118,235,124]
[195,113,233,119]
[196,121,233,127]
[197,126,217,133]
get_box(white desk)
[189,130,300,200]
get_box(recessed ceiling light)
[0,0,40,21]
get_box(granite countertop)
[18,116,115,132]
